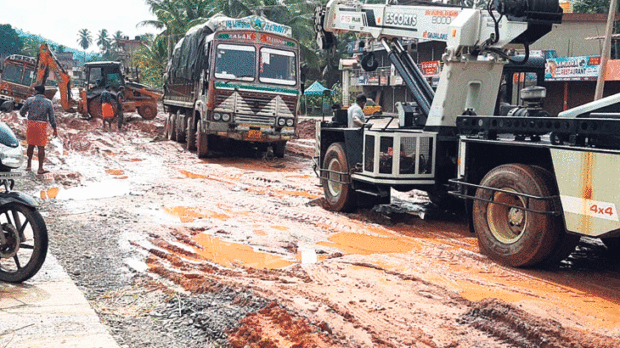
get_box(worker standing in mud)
[19,84,58,175]
[100,86,115,131]
[348,94,367,128]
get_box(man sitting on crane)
[348,94,367,128]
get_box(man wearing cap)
[19,85,58,175]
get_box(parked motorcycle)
[0,121,48,283]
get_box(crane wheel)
[138,104,157,120]
[472,164,562,267]
[321,142,356,212]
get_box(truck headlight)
[0,144,24,169]
[222,113,231,122]
[286,118,294,127]
[278,118,286,126]
[213,113,221,121]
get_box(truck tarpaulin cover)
[166,21,216,82]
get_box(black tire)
[186,117,197,151]
[530,166,579,266]
[1,101,15,112]
[167,113,177,141]
[88,97,103,119]
[361,53,379,72]
[602,238,620,253]
[196,121,209,158]
[138,103,157,120]
[176,110,186,143]
[473,164,562,267]
[0,203,48,283]
[274,142,286,158]
[321,142,356,212]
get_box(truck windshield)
[23,68,35,86]
[259,48,296,86]
[215,44,255,81]
[3,64,24,84]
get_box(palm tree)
[77,29,92,64]
[97,29,112,58]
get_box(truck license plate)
[248,130,262,139]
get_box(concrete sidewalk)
[0,253,120,348]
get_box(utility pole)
[594,0,618,100]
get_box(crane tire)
[473,164,562,267]
[321,142,356,212]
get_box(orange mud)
[193,234,293,270]
[105,169,125,176]
[180,170,208,179]
[40,187,59,200]
[203,157,307,173]
[229,302,339,348]
[318,232,420,256]
[163,206,230,223]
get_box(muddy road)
[5,110,620,347]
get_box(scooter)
[0,121,48,283]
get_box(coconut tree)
[77,28,92,64]
[133,35,168,87]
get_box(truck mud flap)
[448,178,562,216]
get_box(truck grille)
[214,91,297,124]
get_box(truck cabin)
[84,62,125,91]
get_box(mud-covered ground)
[3,109,620,348]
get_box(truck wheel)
[186,117,197,151]
[274,142,286,158]
[138,104,157,120]
[167,113,177,141]
[0,101,14,112]
[196,122,209,158]
[321,142,356,212]
[473,164,562,267]
[88,97,103,119]
[176,110,186,143]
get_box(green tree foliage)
[20,35,45,57]
[77,28,93,64]
[133,36,168,87]
[573,0,615,13]
[0,24,23,57]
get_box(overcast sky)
[0,0,158,52]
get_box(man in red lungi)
[19,85,58,174]
[100,86,115,131]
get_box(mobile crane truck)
[314,0,620,267]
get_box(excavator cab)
[84,62,125,92]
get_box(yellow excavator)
[34,43,162,120]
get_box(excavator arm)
[34,43,76,112]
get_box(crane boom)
[315,0,562,132]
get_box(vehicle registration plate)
[0,172,21,179]
[248,130,262,139]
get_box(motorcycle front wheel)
[0,203,48,283]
